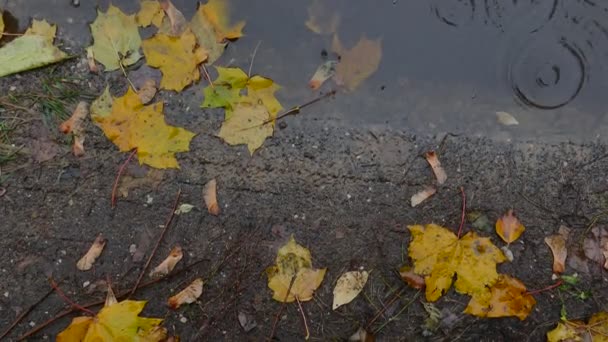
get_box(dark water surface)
[4,0,608,142]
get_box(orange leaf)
[424,151,447,184]
[464,274,536,320]
[399,265,425,290]
[495,209,525,244]
[545,226,570,274]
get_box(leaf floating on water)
[495,209,526,244]
[305,0,340,35]
[332,271,369,310]
[168,278,204,309]
[411,186,436,207]
[201,0,246,41]
[190,2,227,65]
[309,60,337,90]
[76,234,106,271]
[332,34,382,91]
[424,151,447,185]
[464,274,536,320]
[496,111,519,126]
[150,245,183,277]
[89,5,142,71]
[545,226,570,274]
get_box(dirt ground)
[2,3,608,342]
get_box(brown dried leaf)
[118,169,164,198]
[495,209,526,244]
[159,0,187,36]
[399,265,425,290]
[168,278,203,309]
[545,228,569,274]
[86,47,98,73]
[138,79,157,104]
[349,327,375,342]
[77,234,106,271]
[203,178,220,216]
[424,151,447,185]
[59,101,89,156]
[411,186,436,207]
[149,245,183,277]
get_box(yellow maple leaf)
[142,29,207,91]
[91,86,195,169]
[266,235,326,302]
[201,0,246,41]
[408,224,506,302]
[136,0,165,28]
[247,75,283,120]
[464,274,536,320]
[218,102,273,155]
[89,4,142,71]
[190,3,227,65]
[57,287,166,341]
[547,312,608,342]
[0,10,4,38]
[332,34,382,91]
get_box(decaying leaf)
[411,186,436,207]
[76,234,106,271]
[57,286,165,341]
[59,101,89,157]
[583,226,608,268]
[168,278,204,309]
[266,235,326,302]
[545,226,570,274]
[89,5,142,71]
[238,311,257,332]
[333,271,369,310]
[91,86,196,169]
[349,327,375,342]
[399,265,426,290]
[136,0,165,28]
[464,274,536,320]
[496,111,519,126]
[309,60,337,90]
[138,79,157,104]
[305,0,340,35]
[467,211,493,232]
[217,102,274,154]
[118,169,164,198]
[495,209,526,244]
[203,178,220,216]
[0,19,68,77]
[158,0,187,36]
[332,34,382,91]
[408,224,506,301]
[174,203,194,215]
[142,29,207,91]
[189,2,227,65]
[424,151,447,184]
[150,245,183,277]
[201,0,245,41]
[86,47,98,73]
[547,312,608,342]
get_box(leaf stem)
[457,186,466,238]
[49,278,95,315]
[268,276,295,341]
[527,280,563,296]
[295,295,310,340]
[110,148,137,208]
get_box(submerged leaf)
[266,235,326,302]
[201,0,246,41]
[464,274,536,320]
[333,271,369,310]
[305,0,340,35]
[190,2,227,64]
[332,34,382,91]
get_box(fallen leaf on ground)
[266,235,327,302]
[238,311,257,332]
[203,178,220,215]
[0,11,3,38]
[305,0,340,35]
[422,302,441,335]
[411,186,436,207]
[89,5,141,71]
[201,66,247,109]
[201,0,245,41]
[399,265,426,289]
[138,79,157,104]
[174,203,194,215]
[0,19,68,77]
[466,211,493,232]
[309,60,338,89]
[86,47,98,73]
[118,169,164,198]
[168,278,204,309]
[349,327,375,342]
[136,0,165,27]
[333,270,369,310]
[57,285,165,341]
[583,226,608,268]
[424,151,447,184]
[246,75,283,120]
[150,245,183,277]
[408,224,506,301]
[495,209,525,244]
[217,102,274,154]
[59,101,89,157]
[189,3,226,64]
[464,274,536,320]
[496,111,519,126]
[159,0,188,36]
[91,86,196,169]
[332,34,382,91]
[76,234,106,271]
[142,29,207,91]
[545,226,570,274]
[29,135,60,163]
[547,312,608,342]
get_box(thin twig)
[268,276,295,341]
[248,40,262,77]
[111,148,137,208]
[17,258,208,340]
[365,287,406,330]
[201,64,214,88]
[0,288,53,340]
[457,186,466,238]
[295,295,310,340]
[373,290,421,334]
[49,278,96,315]
[129,189,181,297]
[527,280,563,296]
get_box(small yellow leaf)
[168,278,204,309]
[332,34,382,91]
[408,224,506,302]
[76,234,106,271]
[547,312,608,342]
[333,271,369,310]
[266,235,326,302]
[464,274,536,320]
[217,103,273,155]
[142,29,207,91]
[201,0,246,41]
[89,5,142,70]
[495,209,526,244]
[136,0,165,27]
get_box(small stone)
[3,291,8,298]
[83,281,90,288]
[179,316,188,324]
[29,321,36,327]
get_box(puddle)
[4,0,608,142]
